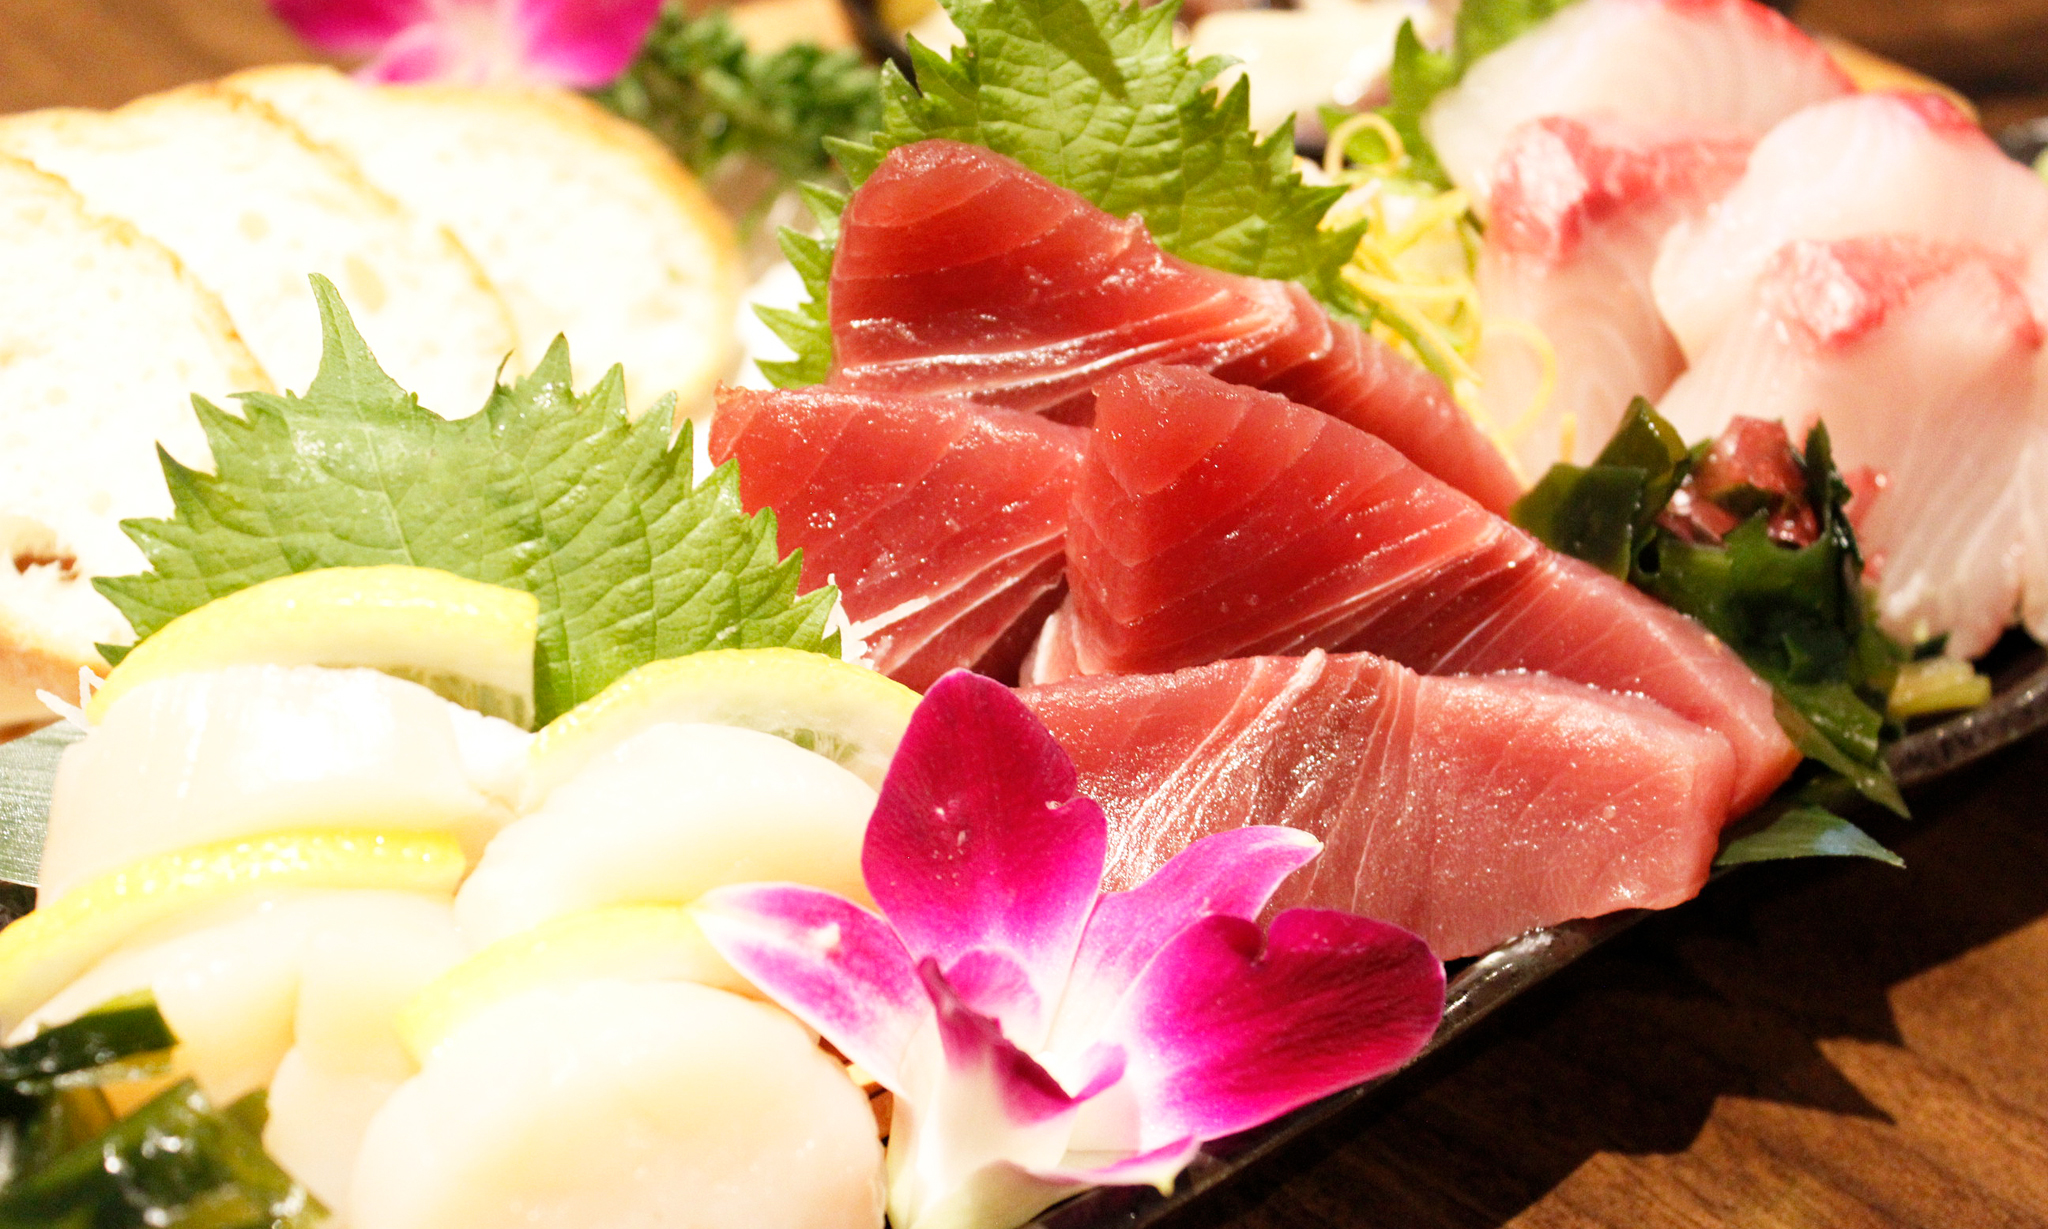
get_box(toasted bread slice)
[226,66,741,416]
[0,86,519,417]
[0,154,271,724]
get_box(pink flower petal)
[941,947,1044,1029]
[354,20,468,83]
[270,0,424,54]
[865,671,1107,1044]
[694,883,930,1090]
[1108,909,1444,1149]
[1047,827,1321,1053]
[511,0,664,87]
[920,960,1120,1126]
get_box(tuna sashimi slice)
[1020,651,1737,959]
[710,387,1085,689]
[1653,92,2048,360]
[1659,237,2044,659]
[827,139,1522,513]
[1475,117,1751,475]
[1422,0,1848,212]
[1049,364,1796,813]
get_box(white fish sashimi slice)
[1475,117,1752,473]
[1423,0,1847,212]
[40,665,527,903]
[349,980,885,1229]
[1654,92,2048,359]
[1658,237,2041,659]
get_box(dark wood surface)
[3,1,2046,1226]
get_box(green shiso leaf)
[1516,403,1910,860]
[765,0,1364,387]
[96,277,838,725]
[1379,0,1581,187]
[1717,805,1904,869]
[593,6,882,191]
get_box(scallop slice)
[350,980,885,1229]
[455,721,874,945]
[18,889,463,1103]
[42,665,528,902]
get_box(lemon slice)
[396,904,749,1064]
[526,648,918,800]
[90,566,539,727]
[0,829,467,1031]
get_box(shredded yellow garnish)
[1888,657,1994,720]
[1318,120,1487,412]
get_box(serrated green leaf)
[591,6,881,189]
[772,0,1365,384]
[1716,805,1903,869]
[97,277,838,725]
[1379,0,1582,187]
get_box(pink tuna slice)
[1037,363,1796,815]
[1019,650,1736,960]
[1423,0,1848,213]
[711,387,1085,689]
[1476,116,1751,476]
[826,139,1523,515]
[1659,236,2046,659]
[1654,92,2048,360]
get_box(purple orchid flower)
[695,671,1446,1229]
[270,0,661,86]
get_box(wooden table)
[4,2,2046,1227]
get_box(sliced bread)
[226,65,741,416]
[0,85,520,416]
[0,154,271,724]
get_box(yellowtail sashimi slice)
[44,665,527,901]
[458,722,874,945]
[1659,237,2040,659]
[350,980,885,1229]
[525,648,917,801]
[91,565,539,727]
[1423,0,1849,212]
[0,830,466,1035]
[1653,92,2048,360]
[397,904,749,1065]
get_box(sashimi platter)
[2,0,2047,1224]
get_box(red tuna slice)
[1423,0,1849,211]
[1020,651,1736,959]
[1475,117,1751,477]
[1045,364,1796,814]
[827,139,1523,514]
[1654,92,2048,361]
[711,387,1085,689]
[1658,237,2044,660]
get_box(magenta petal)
[269,0,424,53]
[511,0,664,86]
[941,948,1043,1028]
[1109,909,1444,1148]
[353,21,462,83]
[920,959,1110,1126]
[1049,827,1321,1052]
[865,671,1107,1040]
[694,883,929,1090]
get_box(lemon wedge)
[0,829,467,1031]
[396,904,749,1064]
[91,566,539,727]
[526,648,918,801]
